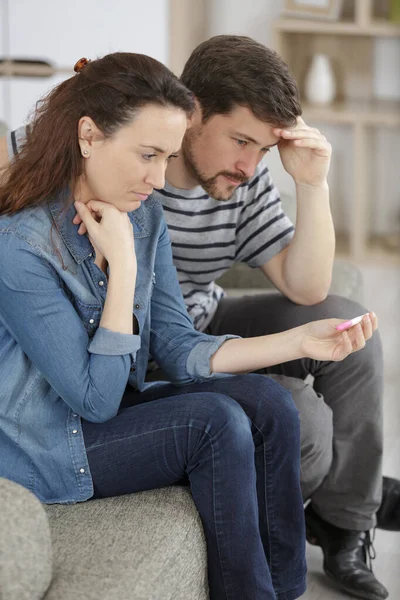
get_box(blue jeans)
[82,374,307,600]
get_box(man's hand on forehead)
[271,116,332,186]
[273,117,330,157]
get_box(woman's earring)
[83,150,89,156]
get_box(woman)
[0,53,377,600]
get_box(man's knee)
[269,374,333,499]
[310,294,367,320]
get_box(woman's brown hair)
[0,52,194,215]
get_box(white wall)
[0,0,169,130]
[207,0,281,45]
[206,0,400,235]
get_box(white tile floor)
[301,264,400,599]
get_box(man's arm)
[260,118,335,305]
[261,181,335,305]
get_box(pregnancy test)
[335,313,369,332]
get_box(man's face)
[181,105,280,201]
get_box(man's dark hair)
[181,35,302,127]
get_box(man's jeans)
[207,293,384,531]
[82,374,307,600]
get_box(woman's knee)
[224,374,301,450]
[244,373,300,424]
[229,373,296,404]
[186,376,301,449]
[188,392,253,441]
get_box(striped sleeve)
[6,125,29,159]
[234,164,294,267]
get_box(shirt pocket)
[73,298,102,339]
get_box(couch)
[0,478,209,600]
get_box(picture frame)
[283,0,345,21]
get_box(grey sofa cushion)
[217,259,364,304]
[44,485,208,600]
[0,477,52,600]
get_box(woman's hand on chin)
[74,200,136,270]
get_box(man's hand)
[273,117,331,187]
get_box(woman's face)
[77,103,187,211]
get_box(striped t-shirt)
[8,128,294,332]
[153,161,294,331]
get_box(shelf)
[0,61,72,78]
[335,235,400,266]
[274,8,400,270]
[302,99,400,126]
[274,18,400,37]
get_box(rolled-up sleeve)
[149,220,239,385]
[185,336,238,380]
[88,326,140,356]
[0,233,137,423]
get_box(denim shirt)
[0,190,236,504]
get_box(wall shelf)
[336,235,400,266]
[274,18,400,37]
[273,0,400,264]
[302,98,400,125]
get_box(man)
[2,35,399,600]
[158,36,400,600]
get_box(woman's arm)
[149,219,239,385]
[0,233,139,423]
[210,313,375,372]
[210,328,304,373]
[75,199,137,336]
[149,218,375,381]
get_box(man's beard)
[182,134,249,202]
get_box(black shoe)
[376,475,400,531]
[305,504,388,600]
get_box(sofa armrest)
[0,477,52,600]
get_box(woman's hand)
[300,312,377,362]
[74,200,136,269]
[73,206,92,236]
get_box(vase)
[304,53,336,105]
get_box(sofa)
[0,477,209,600]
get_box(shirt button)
[79,468,85,474]
[99,281,104,287]
[72,429,78,434]
[89,319,94,324]
[89,253,93,257]
[135,304,140,309]
[72,414,78,417]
